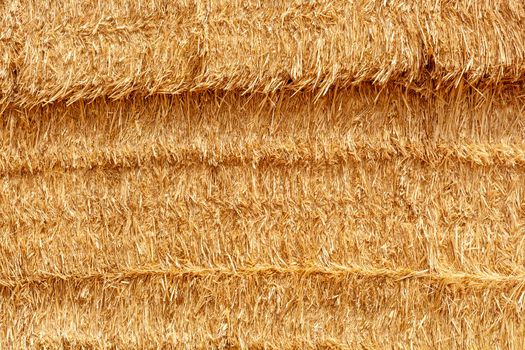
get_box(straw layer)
[2,271,525,349]
[2,0,525,105]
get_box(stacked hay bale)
[1,0,525,348]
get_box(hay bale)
[3,0,525,105]
[1,1,525,348]
[1,88,525,347]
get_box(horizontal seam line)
[3,265,525,290]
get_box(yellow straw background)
[1,0,525,348]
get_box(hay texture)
[1,1,525,349]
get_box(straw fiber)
[1,0,525,349]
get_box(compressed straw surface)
[1,1,525,348]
